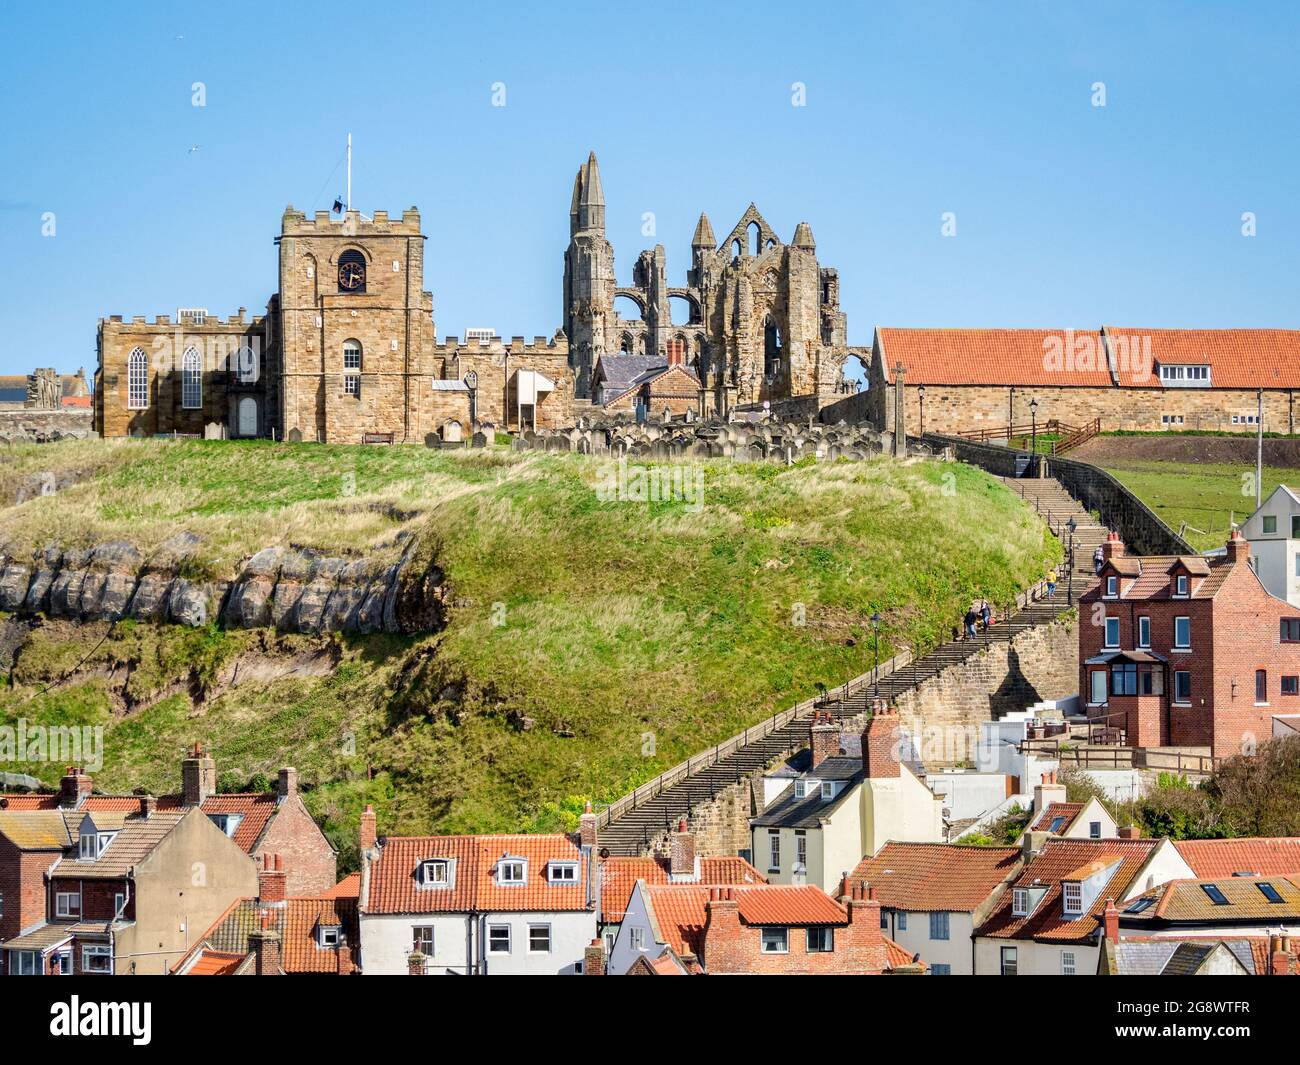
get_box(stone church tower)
[563,152,616,398]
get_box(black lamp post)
[918,385,926,437]
[1066,516,1077,606]
[870,611,883,696]
[1029,397,1039,473]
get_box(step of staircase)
[596,473,1106,856]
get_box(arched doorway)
[237,396,258,438]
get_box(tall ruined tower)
[563,152,616,397]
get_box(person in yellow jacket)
[1046,568,1058,598]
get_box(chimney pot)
[1103,898,1119,944]
[258,852,287,907]
[359,804,377,853]
[181,743,216,807]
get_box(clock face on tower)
[339,261,365,290]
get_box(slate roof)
[750,756,864,829]
[846,842,1022,913]
[1174,838,1300,879]
[179,896,359,975]
[977,837,1159,943]
[364,834,590,915]
[1102,936,1267,976]
[595,355,700,405]
[599,855,764,923]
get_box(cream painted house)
[1242,485,1300,607]
[750,707,943,891]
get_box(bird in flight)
[188,145,200,154]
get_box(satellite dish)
[598,847,610,860]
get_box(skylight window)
[1124,897,1156,914]
[1257,882,1284,904]
[1200,884,1230,906]
[1048,816,1066,833]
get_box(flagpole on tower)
[346,132,352,212]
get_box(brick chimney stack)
[138,794,157,819]
[359,804,377,853]
[578,799,598,849]
[670,819,696,878]
[58,767,93,809]
[181,742,216,807]
[258,853,287,907]
[1101,530,1124,560]
[407,950,427,975]
[809,710,840,769]
[1117,825,1141,839]
[1103,898,1119,944]
[1269,933,1292,975]
[250,911,282,976]
[336,942,355,976]
[862,704,901,779]
[277,767,297,799]
[1227,526,1251,564]
[583,938,606,976]
[702,887,741,964]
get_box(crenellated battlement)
[436,332,568,355]
[100,310,266,330]
[280,205,423,236]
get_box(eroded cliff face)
[0,532,447,635]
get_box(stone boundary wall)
[925,432,1192,556]
[0,409,96,443]
[0,535,445,635]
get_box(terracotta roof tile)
[1108,327,1300,389]
[884,935,925,970]
[185,950,246,976]
[364,834,590,915]
[1174,838,1300,879]
[179,896,359,974]
[599,855,764,923]
[878,328,1114,387]
[847,842,1022,913]
[644,884,851,958]
[978,837,1158,942]
[322,873,360,899]
[1031,803,1084,834]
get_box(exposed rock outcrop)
[0,533,446,635]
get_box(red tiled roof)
[644,884,851,958]
[599,855,764,923]
[185,950,245,976]
[364,834,590,915]
[1174,838,1300,880]
[847,842,1022,913]
[322,873,360,899]
[1109,327,1300,389]
[978,837,1158,943]
[884,936,925,970]
[878,328,1114,387]
[178,895,359,975]
[1031,803,1084,834]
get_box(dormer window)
[1105,575,1118,598]
[1012,889,1029,915]
[317,924,341,948]
[209,813,243,838]
[1174,575,1188,597]
[547,861,578,884]
[1158,363,1211,388]
[497,857,527,886]
[794,781,808,799]
[78,829,115,861]
[418,859,451,887]
[1062,881,1083,916]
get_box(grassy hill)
[0,440,1058,862]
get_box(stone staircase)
[595,473,1104,857]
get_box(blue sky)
[2,1,1298,377]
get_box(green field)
[1,441,1057,859]
[1101,460,1295,552]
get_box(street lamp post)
[918,385,926,437]
[870,611,883,697]
[1029,397,1039,474]
[1066,516,1077,606]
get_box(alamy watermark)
[595,458,704,512]
[0,721,104,772]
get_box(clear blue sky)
[3,1,1298,377]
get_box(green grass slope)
[0,442,1058,858]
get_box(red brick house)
[0,745,335,896]
[1079,529,1300,757]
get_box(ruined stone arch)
[613,289,647,321]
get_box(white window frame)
[78,832,98,861]
[793,780,806,799]
[760,927,788,954]
[820,781,834,800]
[54,950,72,975]
[1090,669,1108,706]
[546,861,578,884]
[55,891,80,918]
[497,858,527,886]
[1104,617,1120,648]
[1000,946,1018,975]
[12,950,38,976]
[1174,669,1192,704]
[343,339,362,397]
[1174,616,1191,649]
[767,831,781,873]
[127,347,148,409]
[487,924,511,954]
[629,926,645,952]
[527,924,552,954]
[1174,574,1189,597]
[1062,881,1083,916]
[1061,950,1076,975]
[412,925,435,955]
[82,944,112,974]
[1105,575,1118,598]
[1012,888,1030,916]
[1137,616,1151,648]
[317,924,341,948]
[419,859,449,887]
[181,346,203,409]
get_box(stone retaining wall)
[0,409,96,443]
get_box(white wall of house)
[607,886,673,975]
[1059,797,1118,839]
[1243,486,1300,607]
[360,910,595,975]
[881,909,975,975]
[862,766,944,857]
[974,936,1096,976]
[927,771,1010,822]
